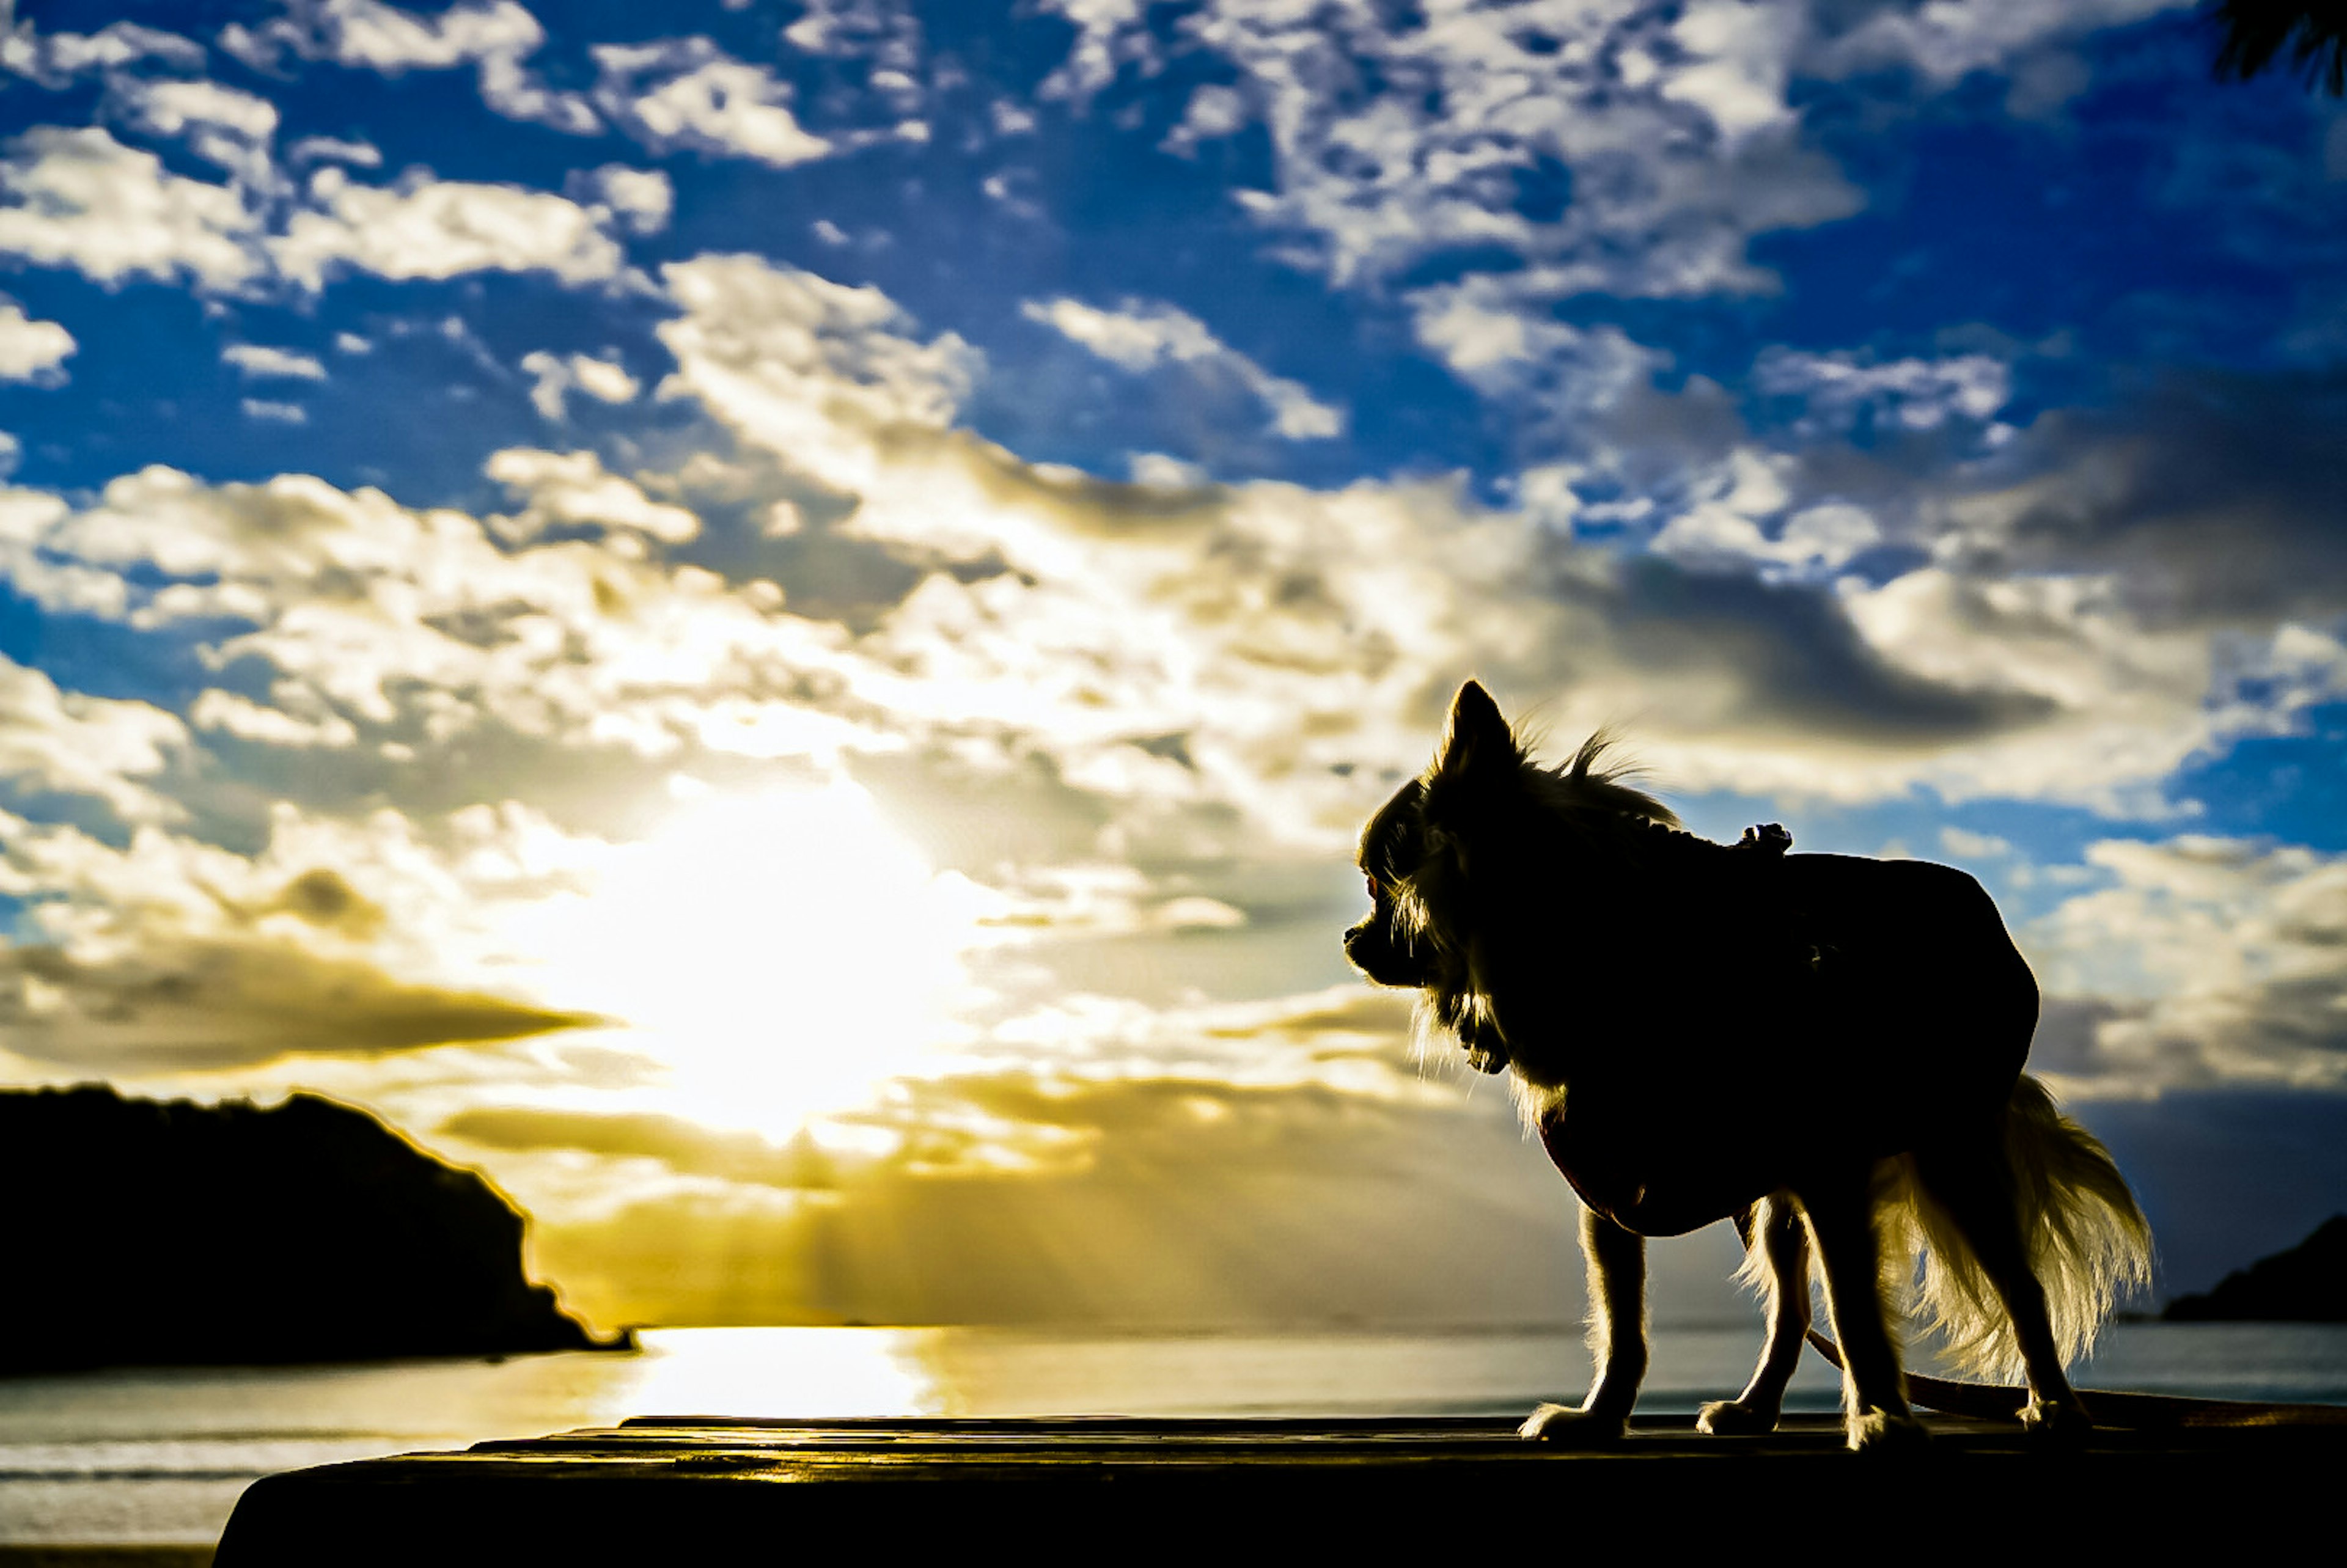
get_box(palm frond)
[2213,1,2347,96]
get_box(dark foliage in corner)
[0,1085,626,1373]
[2213,1,2347,95]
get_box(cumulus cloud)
[593,37,832,167]
[639,255,2346,832]
[0,301,73,383]
[272,166,625,289]
[484,447,693,543]
[570,164,673,236]
[221,0,599,134]
[0,16,203,87]
[519,350,640,421]
[2030,837,2347,1094]
[1023,296,1343,440]
[0,805,600,1072]
[1753,346,2013,436]
[0,126,265,290]
[223,342,327,381]
[0,653,184,824]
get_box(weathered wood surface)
[216,1412,2346,1563]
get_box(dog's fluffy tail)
[1883,1074,2153,1382]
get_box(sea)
[4,1321,2346,1548]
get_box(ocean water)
[4,1321,2345,1546]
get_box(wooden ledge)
[217,1413,2345,1563]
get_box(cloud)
[593,37,832,167]
[1753,347,2013,436]
[1927,371,2347,626]
[0,16,204,87]
[2030,837,2347,1094]
[656,255,976,493]
[1810,0,2196,87]
[570,164,672,236]
[0,301,73,383]
[220,0,599,134]
[0,793,619,1074]
[519,350,640,421]
[0,934,597,1071]
[641,256,2345,829]
[223,342,328,381]
[189,688,359,749]
[1022,295,1343,440]
[0,653,184,824]
[106,76,282,188]
[484,447,693,543]
[287,135,383,169]
[0,126,265,290]
[272,165,626,289]
[1158,1,1858,298]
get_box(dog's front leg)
[1521,1206,1645,1443]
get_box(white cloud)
[190,688,359,749]
[241,398,308,423]
[227,0,542,71]
[1167,1,1858,298]
[485,447,694,544]
[593,38,832,167]
[2032,835,2347,1093]
[224,343,328,381]
[658,256,976,493]
[1938,826,2015,860]
[1812,0,2195,88]
[111,76,281,154]
[0,302,74,383]
[1024,296,1343,441]
[0,652,185,822]
[1163,83,1249,155]
[572,164,673,236]
[221,0,599,134]
[288,136,383,169]
[520,350,641,421]
[1754,346,2013,434]
[0,126,264,290]
[1,18,203,87]
[271,166,625,289]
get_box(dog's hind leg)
[1521,1206,1645,1444]
[1798,1170,1928,1453]
[1912,1140,2092,1444]
[1699,1192,1810,1435]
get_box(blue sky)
[0,0,2341,1331]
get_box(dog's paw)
[2020,1394,2093,1448]
[1696,1398,1780,1436]
[1518,1402,1629,1445]
[1845,1406,1930,1454]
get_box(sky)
[0,0,2342,1335]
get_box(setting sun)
[505,780,993,1138]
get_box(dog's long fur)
[1345,682,2152,1449]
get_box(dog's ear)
[1438,680,1515,777]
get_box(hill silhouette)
[2165,1215,2347,1323]
[0,1084,623,1373]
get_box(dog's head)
[1343,681,1527,1072]
[1345,681,1675,1075]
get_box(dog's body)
[1346,683,2151,1451]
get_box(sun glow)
[510,779,991,1137]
